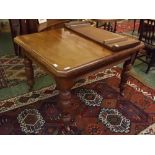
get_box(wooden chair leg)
[146,52,155,73]
[132,19,136,35]
[131,51,139,65]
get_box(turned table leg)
[23,56,34,91]
[58,90,73,123]
[55,77,75,125]
[119,58,132,96]
[119,53,137,96]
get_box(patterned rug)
[0,55,45,89]
[98,20,140,33]
[0,67,155,135]
[116,20,139,33]
[0,20,154,135]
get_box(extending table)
[14,27,144,125]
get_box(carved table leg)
[55,77,75,125]
[23,56,34,91]
[119,58,132,96]
[119,54,136,96]
[119,53,137,96]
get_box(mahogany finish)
[14,28,143,77]
[14,28,144,125]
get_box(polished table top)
[14,28,144,77]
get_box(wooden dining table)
[14,27,144,125]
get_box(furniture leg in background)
[132,19,136,35]
[146,52,155,73]
[23,55,34,91]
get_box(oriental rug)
[0,55,45,89]
[0,67,155,135]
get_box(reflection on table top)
[14,28,144,77]
[14,28,113,69]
